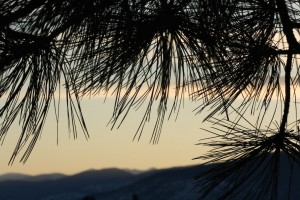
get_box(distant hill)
[0,173,65,182]
[88,156,300,200]
[0,166,199,200]
[91,165,202,200]
[0,168,136,200]
[1,158,299,200]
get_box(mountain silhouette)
[0,168,135,200]
[0,158,299,200]
[0,173,65,182]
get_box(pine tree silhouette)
[82,195,96,200]
[132,193,139,200]
[1,0,300,199]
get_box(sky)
[0,79,294,176]
[0,92,212,176]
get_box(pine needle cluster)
[1,0,300,199]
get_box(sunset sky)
[0,80,293,176]
[0,92,211,176]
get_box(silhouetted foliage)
[1,0,300,199]
[132,193,140,200]
[82,195,96,200]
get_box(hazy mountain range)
[1,156,299,200]
[0,165,201,200]
[0,173,65,182]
